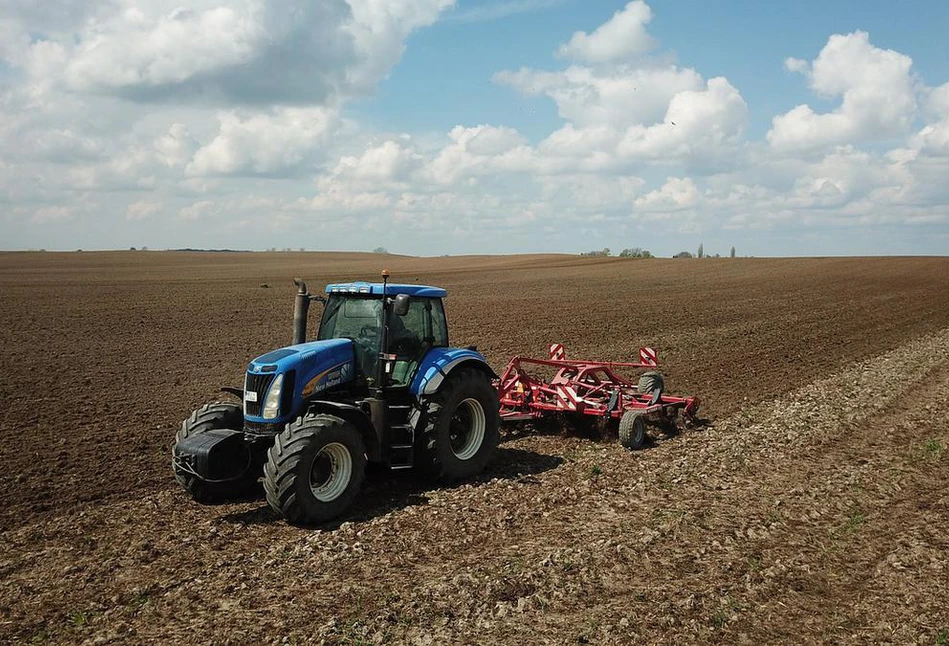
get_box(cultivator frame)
[496,344,700,428]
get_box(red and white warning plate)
[639,346,657,366]
[548,342,566,361]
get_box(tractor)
[172,271,500,524]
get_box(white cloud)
[31,206,73,223]
[64,5,263,92]
[616,77,747,159]
[634,177,700,211]
[449,124,527,155]
[909,122,949,157]
[426,125,532,184]
[126,200,161,221]
[768,32,917,152]
[538,174,645,212]
[495,64,703,128]
[444,0,565,24]
[178,199,217,221]
[155,124,199,168]
[188,107,339,176]
[342,0,454,97]
[29,129,104,163]
[907,82,949,158]
[558,1,656,63]
[329,140,422,184]
[10,0,454,106]
[923,82,949,119]
[784,57,809,74]
[308,184,394,212]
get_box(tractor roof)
[324,282,447,298]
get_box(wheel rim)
[449,398,486,461]
[309,442,353,502]
[634,418,645,443]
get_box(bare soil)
[0,251,947,644]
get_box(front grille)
[244,372,276,418]
[243,420,284,437]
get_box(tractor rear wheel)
[618,410,647,451]
[263,414,366,525]
[172,402,257,503]
[417,369,500,481]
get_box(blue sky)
[1,0,948,256]
[359,0,949,141]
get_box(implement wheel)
[618,411,647,451]
[264,414,366,525]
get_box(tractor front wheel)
[263,414,366,525]
[417,369,500,481]
[172,402,258,503]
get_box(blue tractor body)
[173,273,501,524]
[243,338,356,427]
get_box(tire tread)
[263,414,365,524]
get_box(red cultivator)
[496,344,701,450]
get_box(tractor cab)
[318,282,449,387]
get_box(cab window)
[318,295,382,379]
[389,297,449,386]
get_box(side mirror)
[393,293,411,317]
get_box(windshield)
[318,295,383,380]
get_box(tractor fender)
[305,400,381,462]
[411,348,497,397]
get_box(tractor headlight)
[262,374,284,419]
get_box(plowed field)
[1,252,947,644]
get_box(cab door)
[389,297,448,386]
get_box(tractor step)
[389,421,415,470]
[389,404,412,412]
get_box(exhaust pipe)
[292,278,309,345]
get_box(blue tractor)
[172,271,500,524]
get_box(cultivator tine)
[606,389,620,413]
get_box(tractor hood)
[244,338,356,423]
[248,338,353,376]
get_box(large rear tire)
[417,368,500,481]
[263,414,366,525]
[172,402,257,503]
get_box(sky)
[1,0,948,257]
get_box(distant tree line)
[579,247,654,258]
[580,248,612,257]
[618,247,653,258]
[578,243,744,259]
[673,243,739,258]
